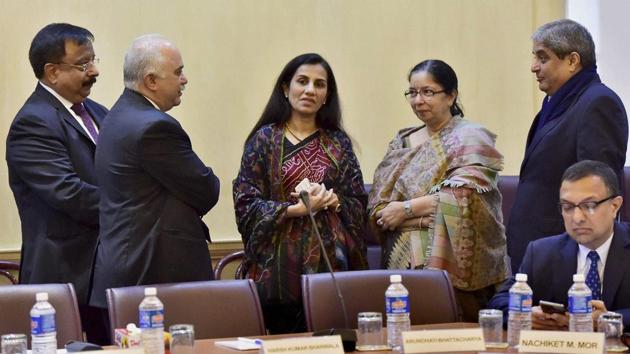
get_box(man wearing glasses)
[489,160,630,329]
[6,23,108,343]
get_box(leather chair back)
[0,283,83,348]
[302,269,458,331]
[106,279,265,341]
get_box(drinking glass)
[169,324,195,354]
[357,312,384,350]
[479,309,504,347]
[598,312,628,352]
[1,334,27,354]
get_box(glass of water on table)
[479,309,506,348]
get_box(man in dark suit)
[6,23,109,343]
[490,160,630,329]
[507,19,628,272]
[89,34,220,309]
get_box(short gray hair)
[123,34,173,90]
[532,19,596,68]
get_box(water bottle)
[507,273,532,347]
[568,273,593,332]
[386,274,410,351]
[30,292,57,354]
[139,287,164,354]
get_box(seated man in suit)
[489,160,630,329]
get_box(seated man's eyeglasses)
[54,58,100,72]
[558,195,617,215]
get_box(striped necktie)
[70,102,99,143]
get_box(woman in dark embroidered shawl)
[233,53,368,334]
[368,60,509,322]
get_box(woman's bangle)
[334,204,341,213]
[419,216,424,228]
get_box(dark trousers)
[262,304,306,334]
[454,285,497,322]
[79,305,111,345]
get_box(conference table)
[192,322,627,354]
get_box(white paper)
[215,340,260,351]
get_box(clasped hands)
[289,183,340,217]
[375,200,433,231]
[532,300,606,331]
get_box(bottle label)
[139,309,164,328]
[508,293,532,312]
[31,314,56,334]
[568,295,592,314]
[386,296,409,314]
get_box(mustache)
[83,78,97,86]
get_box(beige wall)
[0,0,564,251]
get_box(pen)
[237,337,263,345]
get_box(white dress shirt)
[38,82,99,143]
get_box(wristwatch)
[403,201,414,218]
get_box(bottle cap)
[390,274,402,283]
[573,273,585,282]
[126,323,141,334]
[35,292,48,301]
[144,287,157,296]
[515,273,528,282]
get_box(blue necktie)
[586,251,602,300]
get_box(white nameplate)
[261,335,344,354]
[402,328,485,353]
[519,330,604,353]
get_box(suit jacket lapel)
[555,234,578,304]
[520,113,566,173]
[520,81,597,174]
[84,100,104,128]
[35,84,94,144]
[602,223,630,307]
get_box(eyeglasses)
[55,58,100,72]
[558,195,617,215]
[404,88,446,100]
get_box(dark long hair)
[408,59,464,117]
[244,53,343,145]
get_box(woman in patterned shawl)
[368,60,509,322]
[233,53,368,334]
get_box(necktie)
[586,250,602,300]
[70,103,99,143]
